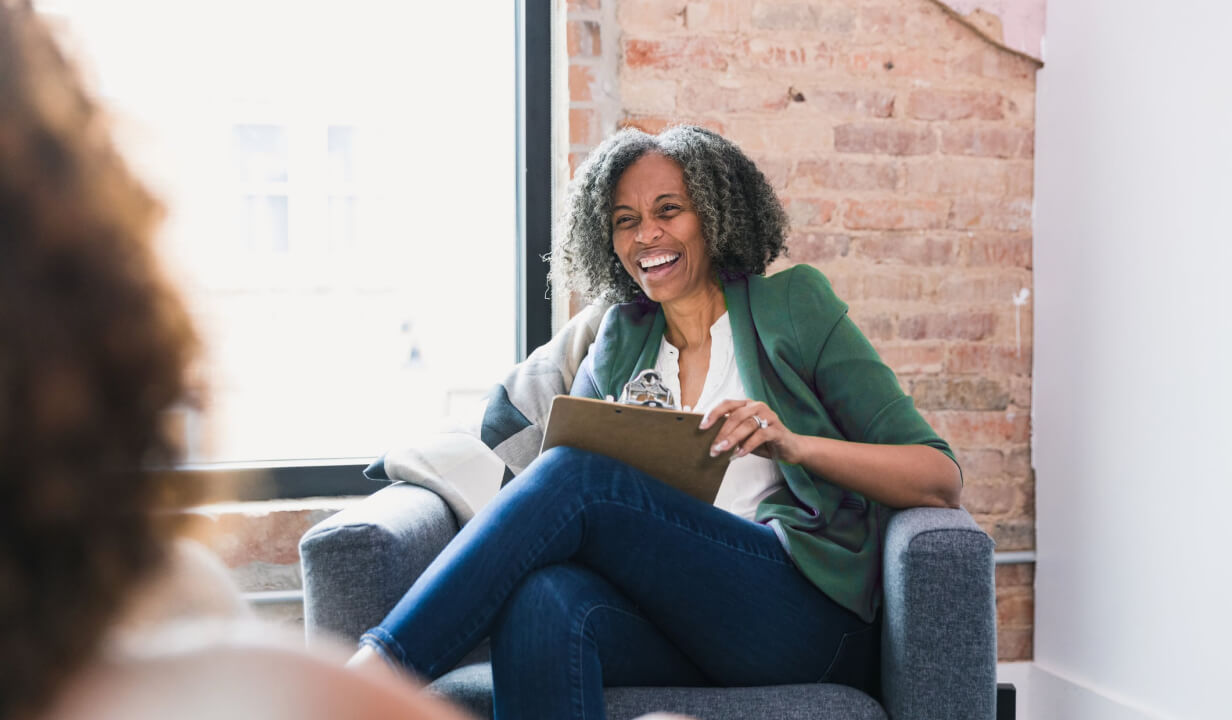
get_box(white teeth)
[639,253,680,269]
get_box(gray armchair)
[300,482,997,720]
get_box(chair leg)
[996,683,1016,720]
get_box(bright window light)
[38,0,518,463]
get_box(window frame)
[170,0,552,500]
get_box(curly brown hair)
[0,2,199,718]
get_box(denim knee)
[514,446,640,502]
[494,563,590,640]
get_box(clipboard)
[540,395,729,504]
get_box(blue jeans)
[361,447,876,719]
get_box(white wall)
[1034,2,1232,718]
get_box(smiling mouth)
[638,253,681,272]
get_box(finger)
[698,399,746,429]
[734,428,770,458]
[710,404,764,455]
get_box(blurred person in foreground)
[0,2,474,718]
[348,123,963,716]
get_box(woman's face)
[610,153,714,305]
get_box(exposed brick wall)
[566,0,1037,661]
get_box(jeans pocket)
[818,623,879,696]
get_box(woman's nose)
[635,219,662,244]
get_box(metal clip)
[619,369,677,409]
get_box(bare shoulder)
[44,635,475,720]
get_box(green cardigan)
[570,264,958,623]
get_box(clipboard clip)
[619,369,677,409]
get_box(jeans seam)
[817,624,873,684]
[360,627,408,668]
[574,602,647,720]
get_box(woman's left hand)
[699,399,800,463]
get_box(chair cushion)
[428,662,887,720]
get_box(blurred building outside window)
[37,0,518,463]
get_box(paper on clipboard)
[540,395,729,504]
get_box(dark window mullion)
[517,0,553,360]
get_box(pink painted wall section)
[938,0,1046,62]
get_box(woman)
[350,126,961,717]
[0,3,473,719]
[357,125,960,715]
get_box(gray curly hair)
[553,125,789,303]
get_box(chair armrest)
[299,482,460,646]
[880,507,996,720]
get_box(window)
[38,0,534,470]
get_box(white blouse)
[654,312,785,521]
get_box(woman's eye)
[614,216,636,227]
[659,204,681,215]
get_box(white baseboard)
[997,662,1169,720]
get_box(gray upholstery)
[301,484,996,719]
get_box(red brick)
[618,0,686,33]
[856,6,907,37]
[678,80,790,113]
[942,126,1031,158]
[852,235,955,265]
[569,65,595,102]
[949,197,1031,232]
[819,270,860,300]
[953,47,1038,83]
[968,235,1032,268]
[842,49,948,78]
[862,270,926,301]
[1020,130,1035,158]
[878,342,946,374]
[963,481,1020,515]
[788,232,851,263]
[899,312,997,341]
[799,90,895,119]
[935,271,1028,304]
[726,118,829,155]
[990,517,1035,551]
[684,0,742,33]
[619,115,726,136]
[955,448,1006,479]
[791,159,897,191]
[624,37,728,71]
[567,20,601,58]
[735,39,835,70]
[752,4,855,33]
[567,0,600,9]
[570,107,595,146]
[1008,376,1032,408]
[907,90,1004,121]
[842,199,948,230]
[835,123,936,156]
[1007,162,1034,197]
[858,313,895,341]
[929,409,1030,445]
[911,376,1009,411]
[1006,446,1032,477]
[782,198,836,228]
[998,627,1033,662]
[996,562,1035,589]
[997,590,1035,628]
[947,343,1032,376]
[749,154,790,188]
[197,507,337,567]
[903,158,1010,195]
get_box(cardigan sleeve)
[788,267,958,469]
